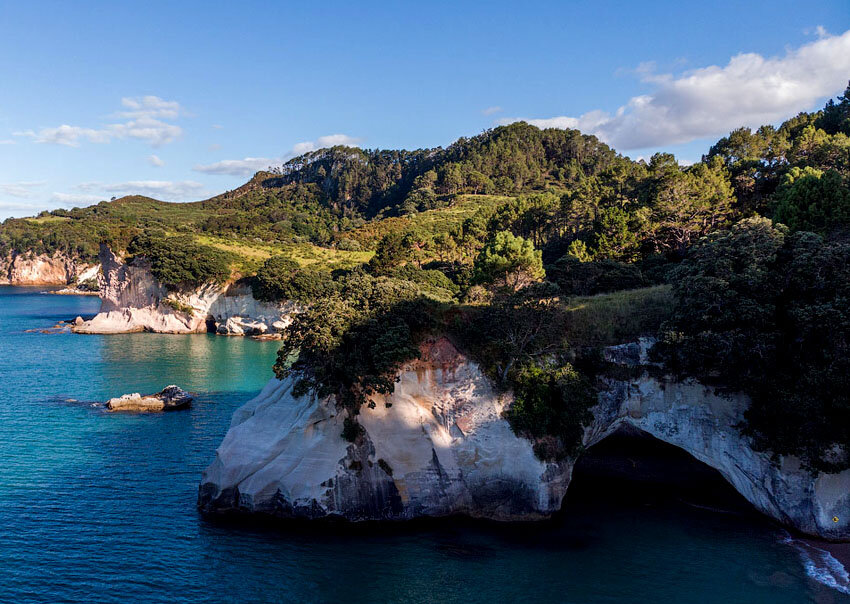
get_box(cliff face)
[76,245,298,335]
[198,337,850,541]
[0,251,97,286]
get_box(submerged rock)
[106,385,193,412]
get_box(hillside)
[3,85,850,475]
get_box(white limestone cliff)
[75,245,297,335]
[198,337,850,541]
[0,251,97,286]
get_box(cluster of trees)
[656,217,850,472]
[127,232,232,290]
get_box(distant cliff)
[0,251,98,286]
[198,337,849,541]
[75,245,298,335]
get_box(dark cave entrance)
[205,315,217,333]
[563,425,756,514]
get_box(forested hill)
[1,86,848,271]
[0,123,626,261]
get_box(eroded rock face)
[106,385,193,412]
[199,339,569,521]
[0,251,97,286]
[76,245,297,334]
[198,338,850,540]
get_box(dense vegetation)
[4,84,850,469]
[655,217,850,471]
[127,232,232,290]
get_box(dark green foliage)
[252,256,336,303]
[368,231,410,275]
[547,255,645,296]
[816,82,850,136]
[388,264,459,299]
[459,283,566,382]
[342,417,364,443]
[76,278,99,292]
[504,364,597,461]
[127,232,231,290]
[274,271,441,411]
[473,231,544,292]
[772,168,850,232]
[656,217,850,471]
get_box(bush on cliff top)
[127,232,232,289]
[656,217,850,472]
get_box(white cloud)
[14,96,184,147]
[0,139,15,145]
[50,192,104,205]
[114,96,181,120]
[482,106,502,116]
[211,124,224,130]
[74,180,207,200]
[195,133,361,178]
[499,28,850,150]
[0,181,45,198]
[194,157,277,177]
[148,154,165,167]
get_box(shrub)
[127,232,231,290]
[504,364,597,461]
[547,255,645,296]
[252,255,336,303]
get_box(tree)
[645,157,734,256]
[368,231,410,275]
[473,231,544,292]
[772,167,850,232]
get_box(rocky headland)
[198,337,850,542]
[74,245,298,336]
[0,251,98,286]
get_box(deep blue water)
[0,286,847,603]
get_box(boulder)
[106,385,193,412]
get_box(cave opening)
[563,425,757,515]
[205,315,217,333]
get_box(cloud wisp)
[195,133,361,177]
[0,181,46,199]
[499,28,850,150]
[71,180,208,201]
[15,96,185,147]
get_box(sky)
[0,0,849,219]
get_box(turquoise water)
[0,286,847,603]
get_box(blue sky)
[1,0,848,218]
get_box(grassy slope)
[561,285,674,347]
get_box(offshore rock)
[198,338,850,541]
[106,385,193,412]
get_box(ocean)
[0,285,846,603]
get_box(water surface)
[0,286,846,603]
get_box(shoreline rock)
[198,338,850,541]
[106,385,193,412]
